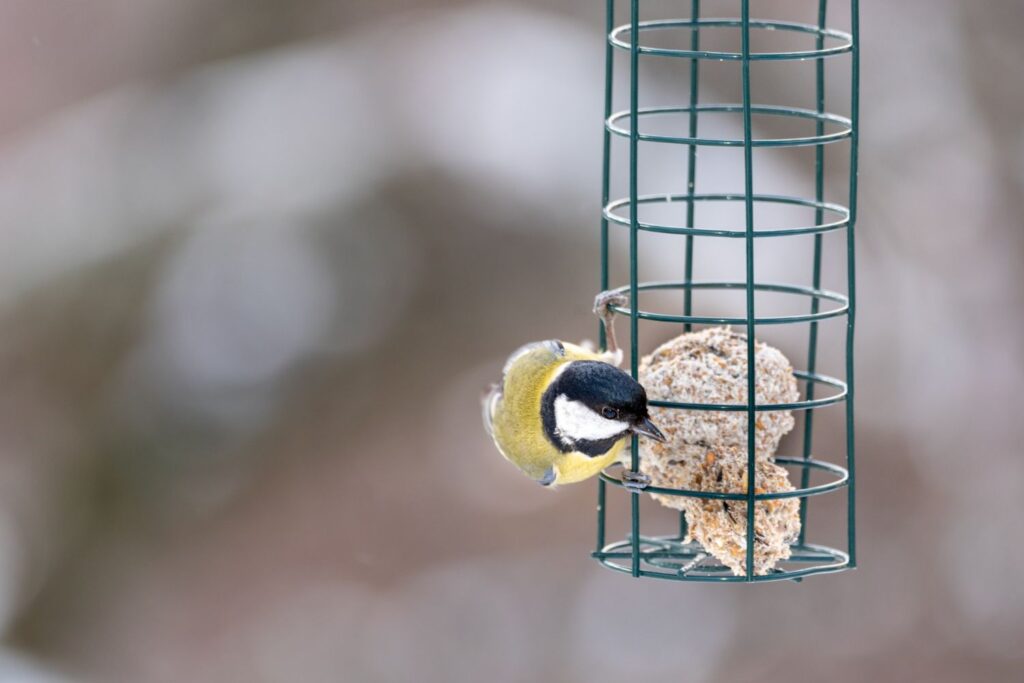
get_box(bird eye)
[602,407,618,419]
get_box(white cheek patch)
[553,395,629,443]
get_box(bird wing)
[502,339,564,378]
[482,340,564,442]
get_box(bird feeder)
[592,0,859,582]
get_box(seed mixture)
[646,446,801,575]
[637,327,802,575]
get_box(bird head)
[542,360,665,453]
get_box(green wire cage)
[592,0,859,582]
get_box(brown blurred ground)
[0,1,1022,681]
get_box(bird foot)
[621,469,651,493]
[593,290,630,360]
[593,290,629,319]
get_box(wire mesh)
[593,0,859,583]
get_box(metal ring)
[609,18,853,61]
[599,458,848,501]
[648,370,848,412]
[605,280,849,327]
[604,193,849,238]
[593,537,849,583]
[607,104,851,148]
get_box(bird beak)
[631,417,666,442]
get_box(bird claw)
[621,469,651,493]
[593,290,629,319]
[593,290,630,360]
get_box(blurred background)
[0,0,1021,681]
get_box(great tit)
[482,292,665,486]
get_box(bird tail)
[481,382,501,438]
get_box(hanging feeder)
[592,0,859,582]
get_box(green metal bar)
[649,368,847,412]
[799,0,828,548]
[629,0,641,578]
[600,457,849,501]
[600,0,614,351]
[683,0,700,336]
[595,0,615,557]
[604,192,850,238]
[606,104,852,148]
[679,0,701,541]
[594,539,849,583]
[605,279,849,326]
[740,0,757,581]
[597,540,845,563]
[608,18,853,61]
[846,0,860,568]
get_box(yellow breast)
[553,439,626,484]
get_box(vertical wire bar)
[740,0,757,580]
[596,0,616,555]
[629,0,641,577]
[678,0,701,541]
[683,0,701,335]
[798,0,828,548]
[845,0,860,568]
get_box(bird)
[482,291,665,486]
